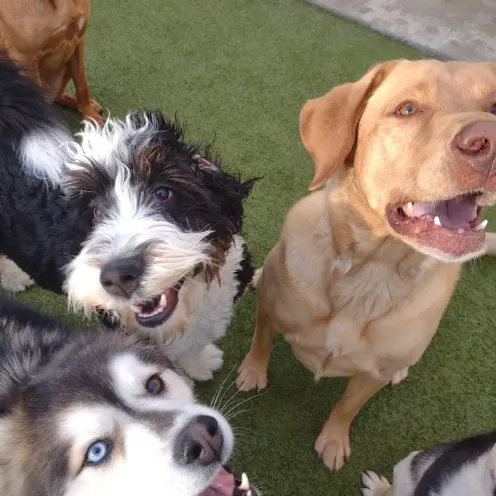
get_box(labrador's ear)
[300,61,398,190]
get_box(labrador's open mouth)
[387,193,487,257]
[199,467,258,496]
[131,280,184,328]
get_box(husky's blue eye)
[85,440,112,466]
[155,187,172,200]
[491,104,496,115]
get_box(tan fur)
[236,59,496,472]
[0,0,102,123]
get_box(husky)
[362,431,496,495]
[0,296,258,496]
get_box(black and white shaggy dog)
[0,296,258,496]
[0,56,256,381]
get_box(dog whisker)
[210,362,238,410]
[222,391,267,420]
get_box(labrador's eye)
[397,102,417,116]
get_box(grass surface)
[6,0,496,494]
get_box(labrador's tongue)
[198,467,235,496]
[403,197,477,229]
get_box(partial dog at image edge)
[361,431,496,496]
[0,296,259,496]
[0,0,102,123]
[236,58,496,472]
[0,55,257,382]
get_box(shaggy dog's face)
[63,112,254,339]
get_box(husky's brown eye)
[145,374,164,395]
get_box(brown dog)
[236,59,496,472]
[0,0,102,123]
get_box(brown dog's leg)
[315,373,388,472]
[56,39,103,124]
[236,303,276,392]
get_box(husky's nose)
[454,121,496,175]
[174,415,223,466]
[99,255,144,298]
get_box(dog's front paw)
[315,417,351,473]
[0,258,35,292]
[236,352,268,392]
[361,471,391,495]
[178,344,224,381]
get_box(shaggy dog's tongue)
[199,468,253,496]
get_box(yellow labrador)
[236,59,496,472]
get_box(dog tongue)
[198,467,235,496]
[402,197,477,229]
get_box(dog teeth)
[458,228,465,234]
[434,216,442,227]
[159,294,167,307]
[475,219,488,231]
[239,473,250,491]
[131,304,142,313]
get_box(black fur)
[413,431,496,495]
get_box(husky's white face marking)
[60,113,252,344]
[110,353,195,409]
[57,352,234,496]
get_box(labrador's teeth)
[239,473,250,491]
[458,228,465,234]
[475,219,488,231]
[159,294,167,307]
[131,304,142,313]
[434,216,442,227]
[406,202,413,209]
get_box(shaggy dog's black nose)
[174,415,223,466]
[100,255,144,298]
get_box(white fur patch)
[19,127,72,187]
[0,256,35,292]
[109,353,194,410]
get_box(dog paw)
[361,471,391,495]
[0,258,35,292]
[391,367,409,386]
[236,353,268,392]
[179,344,224,382]
[314,418,351,472]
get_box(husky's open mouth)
[131,280,184,328]
[199,467,257,496]
[387,193,488,256]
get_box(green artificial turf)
[4,0,496,494]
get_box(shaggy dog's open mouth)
[387,192,488,256]
[200,467,257,496]
[131,280,185,328]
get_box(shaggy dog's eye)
[397,102,417,116]
[155,187,173,200]
[490,104,496,115]
[84,440,112,466]
[145,374,164,395]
